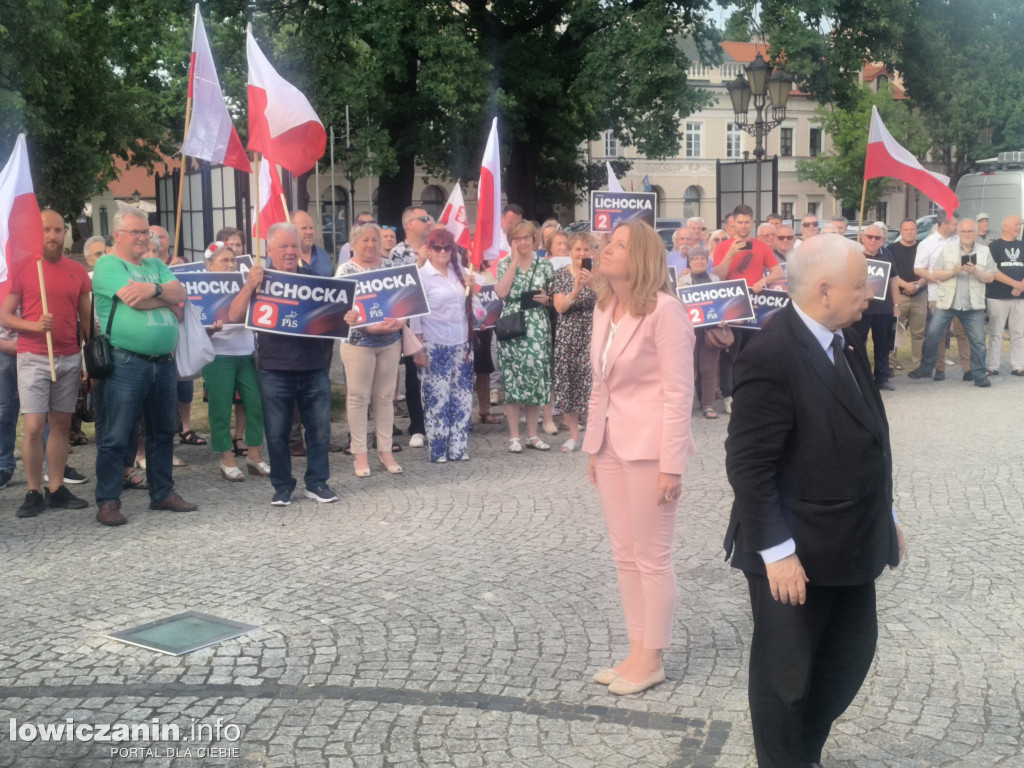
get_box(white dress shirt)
[914,232,957,301]
[410,260,468,346]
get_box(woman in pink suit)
[584,219,696,696]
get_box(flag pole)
[174,75,195,264]
[36,262,56,382]
[253,152,261,266]
[856,176,868,244]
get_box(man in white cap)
[976,213,992,245]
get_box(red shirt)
[9,257,91,356]
[713,238,779,287]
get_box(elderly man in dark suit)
[724,233,906,768]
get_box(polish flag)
[181,5,250,173]
[471,119,503,269]
[252,159,288,240]
[865,106,959,216]
[439,183,473,251]
[0,134,42,284]
[606,161,623,193]
[246,25,326,176]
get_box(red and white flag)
[471,119,503,269]
[438,183,473,251]
[252,158,288,240]
[0,134,42,284]
[181,5,250,173]
[865,106,958,216]
[246,25,326,176]
[606,161,623,193]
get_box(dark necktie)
[831,333,862,396]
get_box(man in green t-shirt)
[92,207,198,526]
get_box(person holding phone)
[495,220,554,452]
[552,232,597,451]
[584,219,695,695]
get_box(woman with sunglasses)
[495,220,555,452]
[410,229,482,462]
[335,223,404,476]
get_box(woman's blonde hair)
[507,219,537,247]
[595,219,674,316]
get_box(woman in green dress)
[495,220,555,452]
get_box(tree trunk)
[505,138,541,221]
[376,153,417,240]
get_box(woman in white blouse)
[410,229,481,462]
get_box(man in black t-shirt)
[889,219,928,371]
[851,223,898,389]
[985,215,1024,375]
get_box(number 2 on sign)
[253,302,278,327]
[688,307,705,325]
[596,212,610,231]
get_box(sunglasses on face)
[411,216,433,224]
[381,225,396,231]
[802,221,819,227]
[777,235,795,240]
[430,244,452,252]
[863,234,883,241]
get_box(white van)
[955,152,1024,226]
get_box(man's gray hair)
[687,216,706,228]
[267,222,299,242]
[112,206,149,231]
[757,223,776,236]
[865,222,886,237]
[84,235,106,250]
[148,231,161,250]
[786,234,863,298]
[830,216,848,227]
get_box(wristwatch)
[153,283,163,297]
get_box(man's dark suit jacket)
[723,303,900,585]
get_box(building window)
[685,122,702,158]
[780,127,793,157]
[875,202,888,225]
[726,123,742,159]
[684,185,702,218]
[651,185,666,218]
[421,185,446,221]
[321,186,348,254]
[780,202,794,221]
[809,128,822,157]
[807,202,819,216]
[604,130,618,158]
[99,206,109,237]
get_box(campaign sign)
[178,272,244,328]
[741,289,791,330]
[169,262,207,274]
[866,258,892,301]
[245,269,357,340]
[477,283,504,328]
[349,264,430,328]
[590,191,657,233]
[676,279,755,328]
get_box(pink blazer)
[582,292,697,475]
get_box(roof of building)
[105,152,176,199]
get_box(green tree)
[0,0,192,222]
[266,0,720,224]
[796,83,927,212]
[723,10,752,43]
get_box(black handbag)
[83,292,119,379]
[494,260,539,342]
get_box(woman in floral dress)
[495,220,555,452]
[552,232,597,452]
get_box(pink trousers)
[594,431,679,649]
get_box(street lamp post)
[725,51,794,223]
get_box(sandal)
[525,436,551,451]
[703,406,718,419]
[179,430,208,446]
[509,437,523,453]
[561,438,578,453]
[122,470,148,490]
[479,413,501,425]
[232,438,247,457]
[69,433,89,446]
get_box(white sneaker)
[409,433,425,448]
[724,396,733,414]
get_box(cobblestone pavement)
[1,366,1022,768]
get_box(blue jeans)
[258,369,331,495]
[920,307,987,379]
[0,350,19,478]
[95,350,177,507]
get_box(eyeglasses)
[381,225,396,231]
[430,244,452,252]
[410,216,433,224]
[511,236,532,243]
[863,234,883,241]
[118,229,150,239]
[777,235,795,240]
[802,221,819,228]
